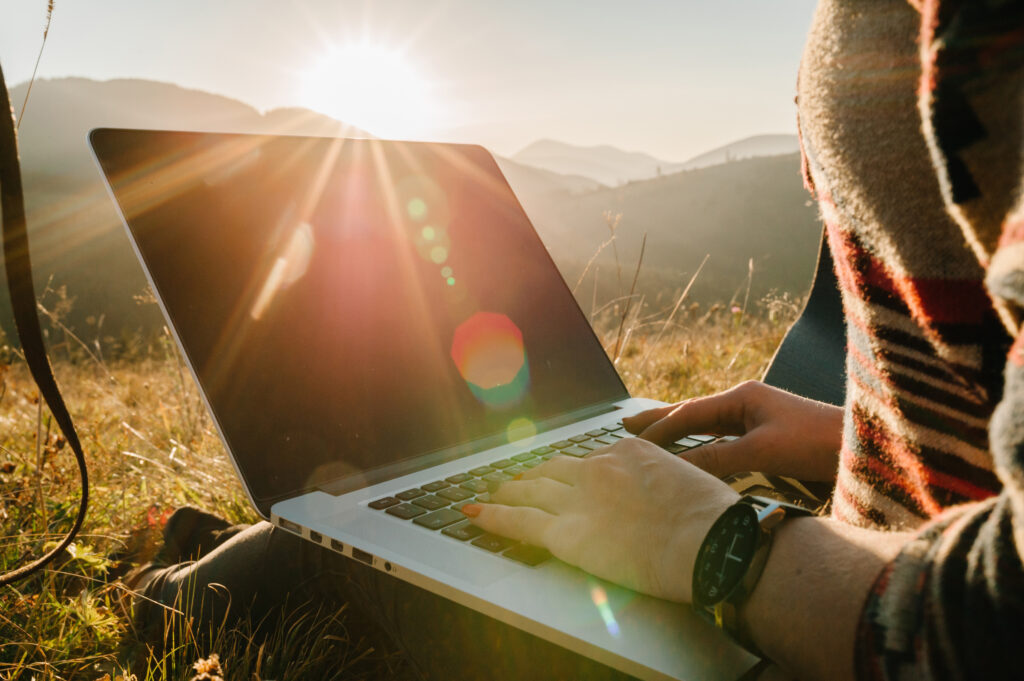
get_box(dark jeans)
[136,519,637,681]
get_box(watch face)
[693,504,761,607]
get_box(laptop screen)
[91,130,628,511]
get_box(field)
[0,296,799,680]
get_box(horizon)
[0,0,817,162]
[9,73,798,164]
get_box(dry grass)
[0,292,799,680]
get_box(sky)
[0,0,818,161]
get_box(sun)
[299,42,440,140]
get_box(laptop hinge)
[316,400,624,497]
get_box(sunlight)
[299,42,440,140]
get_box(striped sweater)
[797,1,1024,678]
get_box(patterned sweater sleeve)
[855,2,1024,679]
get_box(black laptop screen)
[91,130,628,509]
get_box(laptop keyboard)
[366,422,727,568]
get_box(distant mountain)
[494,156,606,198]
[676,134,799,171]
[0,77,820,346]
[512,134,798,187]
[512,139,672,187]
[519,153,821,309]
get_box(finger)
[462,503,554,547]
[490,477,574,514]
[680,431,764,478]
[638,389,748,446]
[622,403,682,434]
[519,455,582,485]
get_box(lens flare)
[251,221,315,321]
[506,418,537,444]
[430,245,449,264]
[589,585,622,638]
[451,312,530,408]
[408,198,428,221]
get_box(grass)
[0,291,798,680]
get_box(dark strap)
[0,61,89,585]
[762,227,846,407]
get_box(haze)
[0,0,817,160]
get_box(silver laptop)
[90,129,755,680]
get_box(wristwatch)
[691,495,812,655]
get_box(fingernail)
[461,504,482,518]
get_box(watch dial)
[694,504,760,607]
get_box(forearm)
[739,517,912,681]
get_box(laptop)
[89,129,756,680]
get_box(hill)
[519,153,821,311]
[675,134,799,171]
[0,77,820,348]
[510,134,799,187]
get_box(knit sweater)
[797,1,1024,678]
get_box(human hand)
[622,381,843,481]
[463,437,739,602]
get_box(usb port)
[330,538,344,552]
[309,530,323,543]
[351,547,374,566]
[279,518,302,535]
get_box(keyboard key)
[413,508,465,530]
[561,446,591,457]
[445,473,474,484]
[603,425,623,432]
[469,466,495,477]
[396,488,427,501]
[569,434,590,443]
[522,459,542,468]
[491,459,516,469]
[551,440,574,449]
[503,544,552,566]
[665,443,688,455]
[438,486,474,502]
[451,498,479,512]
[460,479,489,494]
[576,441,601,451]
[531,446,556,456]
[585,429,607,438]
[386,503,427,520]
[677,437,704,448]
[690,434,717,443]
[592,436,616,446]
[607,433,625,440]
[442,521,486,541]
[504,465,528,476]
[412,495,449,511]
[368,496,400,510]
[483,471,513,491]
[422,480,450,492]
[472,533,514,553]
[511,452,536,463]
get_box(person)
[126,1,1024,678]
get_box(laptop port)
[309,530,323,544]
[351,547,374,566]
[278,518,302,535]
[330,539,344,552]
